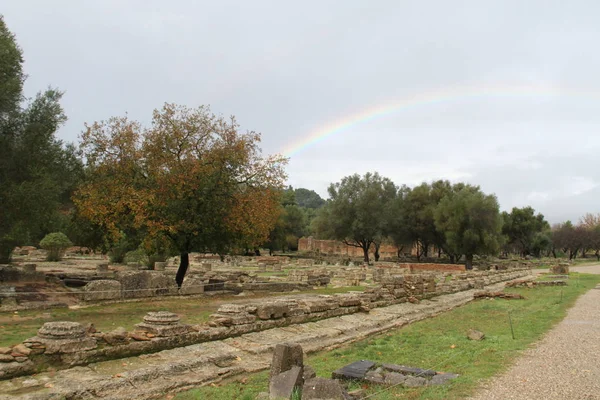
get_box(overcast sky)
[4,1,600,223]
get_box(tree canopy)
[313,172,397,262]
[74,103,287,285]
[0,17,82,262]
[434,186,503,269]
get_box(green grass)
[0,286,364,347]
[176,273,600,400]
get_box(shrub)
[39,232,72,261]
[124,248,148,265]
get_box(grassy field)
[175,272,600,400]
[0,286,364,347]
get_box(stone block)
[332,360,376,380]
[180,277,204,295]
[269,365,303,399]
[302,377,350,399]
[83,280,121,301]
[256,302,290,320]
[270,343,304,378]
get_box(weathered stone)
[364,370,385,384]
[135,311,193,337]
[180,277,205,295]
[129,331,151,341]
[332,360,376,380]
[302,378,350,400]
[83,280,122,301]
[154,262,167,271]
[384,372,407,386]
[467,329,485,341]
[0,354,15,362]
[382,364,436,377]
[208,312,256,326]
[143,311,180,325]
[96,263,109,273]
[269,365,304,399]
[429,373,459,385]
[270,343,304,378]
[22,264,36,273]
[0,360,35,379]
[403,375,427,387]
[14,356,28,363]
[257,302,290,320]
[218,304,251,314]
[103,327,129,346]
[38,321,86,339]
[303,364,316,381]
[12,344,31,356]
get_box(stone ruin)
[135,311,194,337]
[550,263,570,275]
[263,343,354,400]
[26,321,97,354]
[263,343,458,399]
[0,267,530,381]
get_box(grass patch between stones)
[175,272,600,400]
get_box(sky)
[3,0,600,223]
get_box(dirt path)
[470,264,600,400]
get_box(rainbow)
[282,83,583,157]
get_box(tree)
[314,172,397,263]
[74,104,286,286]
[386,185,413,258]
[39,232,72,261]
[501,207,550,257]
[0,17,82,262]
[434,187,503,269]
[293,188,325,209]
[0,16,24,117]
[402,180,470,261]
[551,221,586,260]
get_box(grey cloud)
[4,0,600,223]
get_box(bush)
[39,232,72,261]
[124,248,149,266]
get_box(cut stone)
[332,360,376,380]
[384,372,407,386]
[38,322,86,340]
[270,343,304,378]
[382,364,436,377]
[429,373,459,385]
[403,375,427,387]
[467,329,485,341]
[269,365,304,399]
[302,377,350,400]
[142,311,181,325]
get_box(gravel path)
[470,264,600,400]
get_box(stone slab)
[332,360,376,380]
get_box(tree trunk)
[175,252,189,288]
[374,243,380,262]
[396,245,404,260]
[362,244,370,263]
[449,254,455,264]
[552,248,557,258]
[465,254,474,270]
[438,248,442,258]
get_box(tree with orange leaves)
[74,104,287,286]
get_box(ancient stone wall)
[297,237,403,258]
[0,268,530,380]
